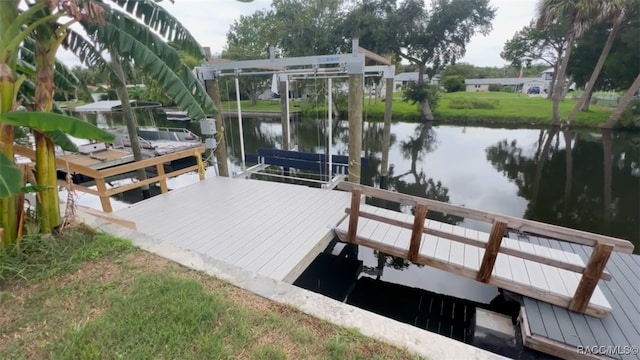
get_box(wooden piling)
[279,80,290,151]
[348,73,363,184]
[204,78,229,177]
[380,76,394,189]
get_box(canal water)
[68,113,639,358]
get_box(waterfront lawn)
[433,92,612,125]
[0,227,418,360]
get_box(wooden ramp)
[335,182,634,318]
[115,177,350,283]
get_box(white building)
[464,68,572,94]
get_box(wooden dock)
[57,149,134,169]
[115,177,351,282]
[516,233,640,360]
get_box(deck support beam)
[476,221,507,283]
[568,243,613,313]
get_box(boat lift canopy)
[195,40,395,188]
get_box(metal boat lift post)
[196,39,395,186]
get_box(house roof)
[394,72,420,81]
[465,77,542,86]
[74,100,162,113]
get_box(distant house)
[464,68,572,94]
[392,72,439,92]
[465,77,542,93]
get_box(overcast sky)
[58,0,539,68]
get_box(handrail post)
[408,204,428,262]
[569,243,614,313]
[347,189,362,242]
[156,163,169,193]
[477,220,507,283]
[94,177,113,213]
[195,150,206,181]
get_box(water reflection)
[67,112,640,253]
[485,127,639,250]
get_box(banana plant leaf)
[0,112,115,142]
[0,153,22,198]
[45,130,79,152]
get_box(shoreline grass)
[220,92,628,129]
[0,227,419,360]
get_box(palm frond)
[83,8,215,119]
[107,0,205,57]
[20,37,79,93]
[63,28,109,72]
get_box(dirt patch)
[123,251,171,273]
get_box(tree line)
[501,0,639,128]
[222,0,497,121]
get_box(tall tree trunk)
[567,13,624,124]
[0,0,20,246]
[547,55,560,99]
[34,37,62,233]
[601,73,640,129]
[204,78,229,177]
[111,53,150,199]
[417,64,434,121]
[601,129,612,233]
[380,77,394,189]
[552,31,577,124]
[580,86,594,111]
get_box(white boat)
[163,110,192,122]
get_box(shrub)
[448,98,499,110]
[471,99,499,109]
[501,86,515,93]
[488,84,502,92]
[403,83,443,110]
[616,99,640,130]
[441,75,466,93]
[448,98,472,109]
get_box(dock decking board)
[335,204,612,316]
[515,234,640,360]
[116,177,350,283]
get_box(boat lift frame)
[195,39,394,189]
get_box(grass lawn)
[221,91,614,127]
[0,226,419,360]
[432,91,612,126]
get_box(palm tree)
[536,0,600,124]
[566,0,638,124]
